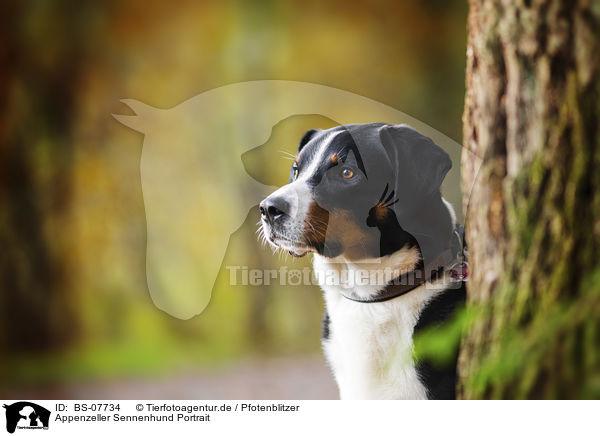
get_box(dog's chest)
[322,289,431,400]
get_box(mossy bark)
[459,0,600,399]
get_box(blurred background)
[0,0,467,399]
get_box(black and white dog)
[259,123,466,399]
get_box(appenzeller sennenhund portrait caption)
[258,123,467,399]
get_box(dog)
[258,123,466,399]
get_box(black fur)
[297,129,319,152]
[322,311,331,341]
[413,283,466,399]
[366,194,421,258]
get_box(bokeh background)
[0,0,467,399]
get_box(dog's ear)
[297,129,319,152]
[378,124,454,270]
[379,124,451,200]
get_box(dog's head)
[259,123,453,267]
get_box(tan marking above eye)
[295,156,300,163]
[331,154,338,164]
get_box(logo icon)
[3,402,50,434]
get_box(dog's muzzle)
[259,190,310,257]
[259,195,291,225]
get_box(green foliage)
[463,269,600,399]
[413,307,473,368]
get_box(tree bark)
[459,0,600,399]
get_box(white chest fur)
[314,252,445,400]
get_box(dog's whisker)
[305,216,328,227]
[256,227,267,249]
[386,198,399,208]
[379,184,389,202]
[304,219,318,234]
[384,189,395,204]
[278,150,297,159]
[303,219,327,240]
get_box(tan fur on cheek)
[303,206,386,260]
[328,211,380,261]
[303,202,329,245]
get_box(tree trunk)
[459,0,600,399]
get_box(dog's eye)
[341,168,354,179]
[293,166,299,180]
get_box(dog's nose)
[259,196,290,223]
